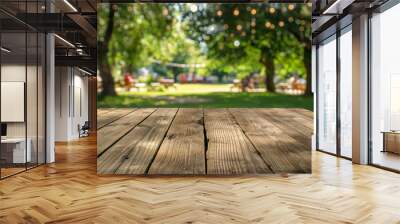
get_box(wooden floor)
[97,108,312,175]
[1,135,400,223]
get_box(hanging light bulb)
[265,21,271,28]
[217,10,223,17]
[233,9,240,16]
[236,24,242,31]
[190,4,198,13]
[250,8,257,15]
[234,40,240,47]
[162,8,169,16]
[269,7,275,14]
[288,4,295,11]
[278,21,285,27]
[251,19,256,27]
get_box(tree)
[182,3,311,93]
[98,4,175,96]
[98,4,116,96]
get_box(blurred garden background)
[97,3,313,110]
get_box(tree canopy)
[98,3,312,96]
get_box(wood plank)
[204,109,272,175]
[97,108,114,115]
[97,108,177,175]
[148,108,206,175]
[259,109,312,150]
[270,109,314,135]
[97,108,134,130]
[289,108,314,119]
[97,108,156,156]
[285,109,314,130]
[229,108,311,173]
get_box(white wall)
[55,67,89,141]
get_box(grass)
[98,84,313,111]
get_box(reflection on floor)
[0,167,25,178]
[0,163,43,179]
[373,151,400,171]
[0,135,400,223]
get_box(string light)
[190,4,198,13]
[217,10,223,16]
[288,4,295,11]
[223,24,229,30]
[265,21,271,28]
[269,7,276,14]
[278,21,285,27]
[251,8,257,15]
[233,9,240,16]
[251,19,256,27]
[236,24,242,31]
[162,8,169,16]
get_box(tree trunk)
[303,43,312,96]
[173,73,179,83]
[264,56,276,93]
[98,4,116,96]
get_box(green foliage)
[98,3,176,78]
[98,3,311,82]
[182,3,311,79]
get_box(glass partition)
[339,27,352,158]
[1,31,28,177]
[370,3,400,171]
[0,1,46,179]
[317,35,337,154]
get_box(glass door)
[317,35,337,154]
[339,26,352,158]
[370,3,400,171]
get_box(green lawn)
[98,84,313,111]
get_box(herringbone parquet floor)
[1,135,400,223]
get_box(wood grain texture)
[148,108,206,175]
[229,108,311,173]
[204,109,272,175]
[97,108,314,175]
[260,109,312,150]
[97,108,156,156]
[2,135,400,223]
[97,108,113,116]
[97,108,177,174]
[97,108,135,129]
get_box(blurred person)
[124,72,135,91]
